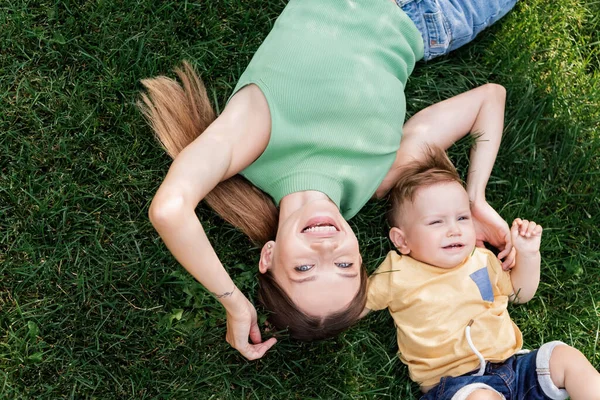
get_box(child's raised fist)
[510,218,542,255]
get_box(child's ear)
[389,227,411,255]
[259,241,275,274]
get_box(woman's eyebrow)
[290,276,317,284]
[290,272,358,284]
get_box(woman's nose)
[311,239,338,251]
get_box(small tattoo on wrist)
[212,285,236,299]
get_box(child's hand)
[510,218,542,256]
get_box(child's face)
[391,182,476,269]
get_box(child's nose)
[447,222,462,237]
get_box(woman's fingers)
[242,337,278,361]
[249,321,262,344]
[497,227,513,259]
[226,305,276,360]
[501,247,516,271]
[495,223,514,270]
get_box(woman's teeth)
[303,224,337,233]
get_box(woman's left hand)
[471,200,514,270]
[225,292,277,360]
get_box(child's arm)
[509,218,543,303]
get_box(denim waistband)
[396,0,518,60]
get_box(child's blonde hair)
[387,146,463,227]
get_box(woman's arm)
[376,84,514,267]
[149,85,276,359]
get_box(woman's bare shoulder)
[206,84,272,178]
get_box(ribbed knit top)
[232,0,424,219]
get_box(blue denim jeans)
[421,342,569,400]
[396,0,518,60]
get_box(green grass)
[1,0,599,398]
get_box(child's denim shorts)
[396,0,518,60]
[421,341,569,400]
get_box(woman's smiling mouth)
[301,217,340,236]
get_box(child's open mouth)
[443,243,464,249]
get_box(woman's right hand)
[225,291,277,360]
[471,199,515,270]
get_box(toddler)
[365,147,600,399]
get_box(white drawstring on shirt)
[465,319,486,376]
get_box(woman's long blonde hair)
[138,61,278,245]
[139,62,366,340]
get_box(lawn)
[1,0,599,398]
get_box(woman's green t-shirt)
[231,0,424,219]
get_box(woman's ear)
[389,227,411,255]
[259,241,275,274]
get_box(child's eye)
[458,215,470,221]
[335,262,353,268]
[295,265,314,272]
[428,220,442,225]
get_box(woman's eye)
[335,262,353,268]
[295,265,313,272]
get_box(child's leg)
[396,0,518,61]
[463,389,504,400]
[462,389,506,400]
[549,344,600,400]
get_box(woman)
[139,0,516,360]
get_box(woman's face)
[259,199,361,317]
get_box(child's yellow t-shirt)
[367,248,523,388]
